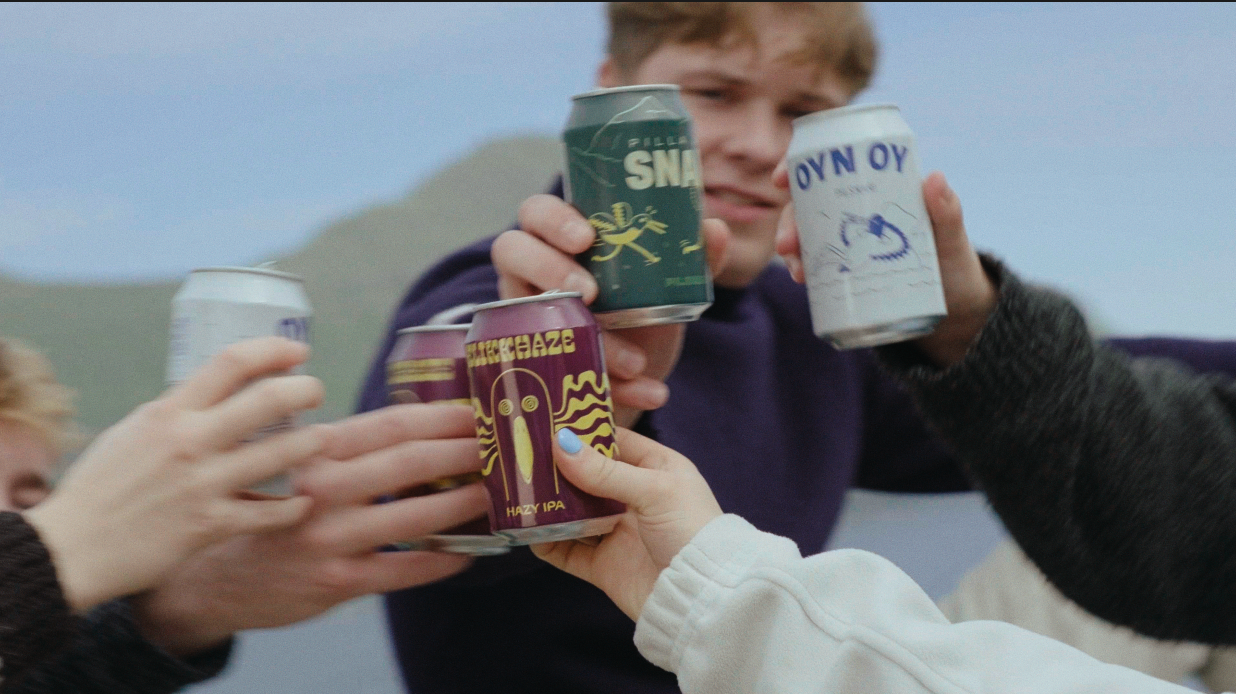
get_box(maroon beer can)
[386,324,474,405]
[466,292,626,544]
[384,324,508,556]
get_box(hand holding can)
[777,143,998,365]
[167,265,313,495]
[563,85,713,329]
[785,104,947,349]
[383,324,508,556]
[466,292,626,545]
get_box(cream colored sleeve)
[633,515,1194,694]
[940,539,1211,685]
[1200,647,1236,692]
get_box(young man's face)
[601,8,852,287]
[0,420,54,512]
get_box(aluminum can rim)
[571,84,680,101]
[473,291,584,313]
[190,266,304,282]
[396,324,473,335]
[792,102,901,129]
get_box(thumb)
[772,159,789,190]
[923,172,970,259]
[701,218,731,280]
[552,428,656,511]
[916,172,998,367]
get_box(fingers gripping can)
[466,292,625,544]
[564,85,713,329]
[787,104,947,349]
[384,324,509,556]
[167,265,312,495]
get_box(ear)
[596,57,622,88]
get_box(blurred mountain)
[0,135,563,436]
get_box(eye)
[521,396,539,413]
[685,87,734,104]
[783,105,818,121]
[498,399,514,416]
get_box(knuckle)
[254,378,294,413]
[492,229,525,264]
[187,499,229,540]
[516,194,553,228]
[315,561,362,596]
[300,377,326,407]
[301,424,330,455]
[302,523,339,552]
[591,453,619,486]
[293,467,330,500]
[214,342,255,374]
[168,417,211,461]
[136,398,176,425]
[373,406,416,445]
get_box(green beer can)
[564,84,713,329]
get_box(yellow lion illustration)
[588,202,668,265]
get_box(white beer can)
[787,104,947,349]
[167,265,312,494]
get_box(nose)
[720,101,788,171]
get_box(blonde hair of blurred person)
[0,338,77,512]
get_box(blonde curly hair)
[0,338,78,456]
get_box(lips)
[704,185,782,224]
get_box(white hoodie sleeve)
[633,515,1198,694]
[939,539,1211,683]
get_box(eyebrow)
[677,69,750,86]
[677,70,842,108]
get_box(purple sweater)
[356,191,1236,694]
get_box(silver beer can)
[167,265,312,494]
[787,104,947,349]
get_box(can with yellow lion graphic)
[564,85,712,329]
[466,291,626,544]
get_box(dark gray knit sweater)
[0,512,230,693]
[879,258,1236,645]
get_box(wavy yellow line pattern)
[554,370,608,417]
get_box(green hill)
[0,135,563,436]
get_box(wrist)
[23,499,111,612]
[131,589,233,657]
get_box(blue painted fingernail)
[557,428,583,454]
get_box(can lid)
[191,265,304,282]
[473,290,583,312]
[396,324,473,335]
[792,102,901,128]
[572,84,680,100]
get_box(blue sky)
[3,2,1236,337]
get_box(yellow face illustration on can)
[474,367,618,504]
[488,368,554,500]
